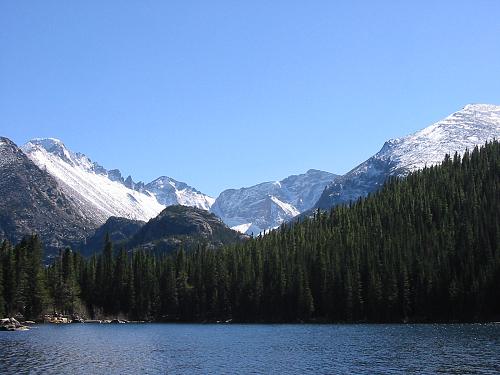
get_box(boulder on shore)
[0,317,30,331]
[110,319,128,324]
[44,314,71,324]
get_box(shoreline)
[12,320,500,326]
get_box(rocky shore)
[43,314,130,324]
[0,315,136,331]
[0,317,30,331]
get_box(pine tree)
[24,236,47,319]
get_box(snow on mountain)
[211,169,338,234]
[22,138,164,225]
[315,104,500,209]
[21,138,214,226]
[372,104,500,175]
[16,103,499,240]
[145,176,215,211]
[230,223,253,233]
[1,137,94,257]
[269,195,300,217]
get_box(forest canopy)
[1,141,499,323]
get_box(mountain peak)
[145,176,214,210]
[211,169,337,234]
[377,103,500,169]
[315,104,500,209]
[24,138,72,163]
[27,137,65,149]
[305,168,329,175]
[462,103,500,112]
[23,138,110,176]
[24,138,72,158]
[0,136,14,146]
[149,176,183,189]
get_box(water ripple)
[0,323,499,374]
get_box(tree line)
[1,141,499,322]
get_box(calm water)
[1,324,499,374]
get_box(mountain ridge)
[0,137,94,257]
[210,169,338,234]
[21,138,215,226]
[315,103,500,209]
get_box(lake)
[1,324,499,374]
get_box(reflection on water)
[1,324,500,374]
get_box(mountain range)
[22,138,214,225]
[210,169,337,234]
[21,137,339,236]
[1,103,499,256]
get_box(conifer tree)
[24,236,47,319]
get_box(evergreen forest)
[1,141,499,323]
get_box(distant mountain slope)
[126,205,246,254]
[79,216,145,256]
[211,169,338,234]
[315,104,500,209]
[145,176,214,210]
[21,139,214,227]
[0,137,93,257]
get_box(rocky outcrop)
[126,205,247,254]
[78,216,145,257]
[0,317,30,331]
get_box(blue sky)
[1,1,500,196]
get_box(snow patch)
[269,195,300,217]
[231,223,253,233]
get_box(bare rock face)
[0,137,94,258]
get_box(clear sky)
[1,1,500,197]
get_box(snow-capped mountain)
[315,104,500,209]
[0,137,93,257]
[6,103,499,249]
[21,138,214,226]
[145,176,214,211]
[211,169,338,234]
